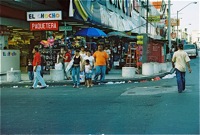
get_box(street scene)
[0,0,200,134]
[1,55,199,134]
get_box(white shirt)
[80,52,86,59]
[172,50,190,72]
[84,56,94,66]
[85,65,92,73]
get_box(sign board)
[30,21,59,31]
[148,16,160,22]
[165,18,180,26]
[27,11,62,21]
[59,26,72,31]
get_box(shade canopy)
[107,31,136,39]
[74,27,107,37]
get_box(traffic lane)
[1,56,199,134]
[1,77,199,134]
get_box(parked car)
[183,44,197,58]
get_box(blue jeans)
[72,66,80,86]
[175,68,186,92]
[94,65,106,83]
[28,71,34,80]
[33,65,47,88]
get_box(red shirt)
[64,52,71,62]
[33,52,41,66]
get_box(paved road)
[1,57,199,134]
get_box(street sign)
[59,26,72,31]
[148,16,160,22]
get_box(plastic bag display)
[65,59,74,73]
[55,63,63,70]
[80,71,85,83]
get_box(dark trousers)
[175,69,186,93]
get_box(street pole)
[168,0,171,48]
[176,10,179,46]
[176,2,197,46]
[138,0,142,34]
[146,0,149,34]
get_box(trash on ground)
[162,73,176,79]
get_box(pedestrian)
[63,47,71,80]
[104,46,111,74]
[79,46,87,59]
[84,50,95,70]
[170,45,175,60]
[56,47,65,64]
[84,50,95,86]
[26,58,34,82]
[84,59,93,88]
[72,49,84,88]
[93,44,109,84]
[30,47,47,89]
[172,44,192,93]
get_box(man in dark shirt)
[30,47,47,89]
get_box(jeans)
[33,65,47,88]
[64,62,70,78]
[94,65,106,83]
[175,68,186,92]
[28,71,34,80]
[72,66,80,86]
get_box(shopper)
[84,50,94,86]
[93,44,109,84]
[172,44,192,93]
[56,47,65,64]
[84,59,93,88]
[30,47,47,89]
[104,46,111,74]
[71,49,84,88]
[79,46,87,59]
[27,59,34,82]
[63,47,71,79]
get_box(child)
[27,59,34,82]
[84,59,92,88]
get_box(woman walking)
[71,49,84,88]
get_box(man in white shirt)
[172,44,192,93]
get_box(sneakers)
[40,86,47,89]
[30,86,34,89]
[73,85,79,88]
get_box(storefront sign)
[148,16,160,22]
[30,21,58,31]
[59,26,72,31]
[165,18,180,26]
[2,51,17,56]
[27,11,62,21]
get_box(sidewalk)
[0,69,170,88]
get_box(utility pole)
[168,0,171,49]
[146,0,149,34]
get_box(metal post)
[146,0,149,34]
[64,22,67,39]
[176,2,197,46]
[168,0,171,48]
[177,11,179,46]
[138,0,142,34]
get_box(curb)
[0,72,170,88]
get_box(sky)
[169,0,200,34]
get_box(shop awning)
[107,31,136,39]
